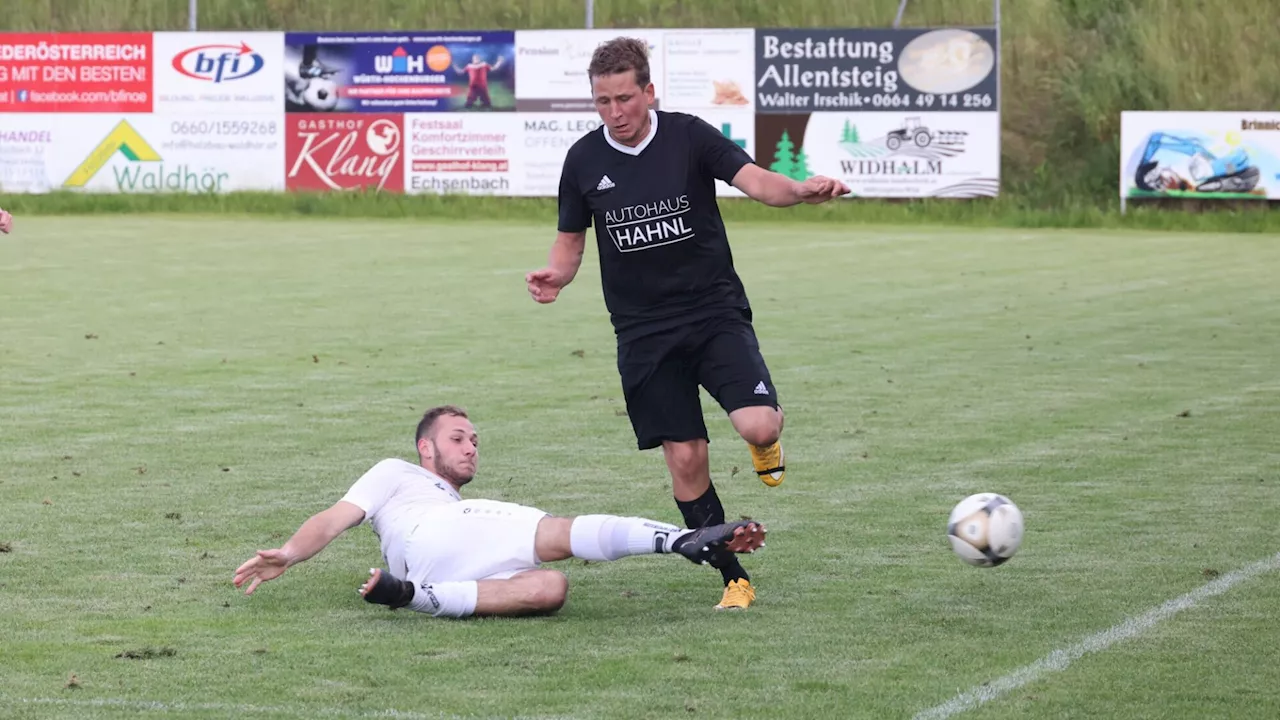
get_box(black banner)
[755,27,999,113]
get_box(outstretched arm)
[730,164,850,207]
[687,115,849,207]
[233,500,366,595]
[528,155,590,304]
[526,231,586,303]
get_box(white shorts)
[402,499,549,584]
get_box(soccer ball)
[947,493,1023,567]
[303,78,340,111]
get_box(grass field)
[2,215,1279,719]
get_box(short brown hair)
[415,405,468,444]
[588,37,651,88]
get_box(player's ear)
[417,436,433,460]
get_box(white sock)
[409,580,478,618]
[569,514,687,561]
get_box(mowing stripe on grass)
[912,551,1280,720]
[4,696,568,719]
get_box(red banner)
[0,32,153,112]
[285,114,404,193]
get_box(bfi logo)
[172,42,265,83]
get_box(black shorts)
[616,309,779,450]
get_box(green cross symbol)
[720,123,746,149]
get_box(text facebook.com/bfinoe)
[1,89,148,105]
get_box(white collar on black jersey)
[603,109,658,156]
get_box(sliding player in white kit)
[232,405,767,618]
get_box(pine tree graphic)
[841,120,859,144]
[769,129,815,181]
[769,129,797,178]
[793,147,812,180]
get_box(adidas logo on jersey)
[754,381,769,395]
[596,175,615,191]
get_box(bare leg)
[727,405,783,447]
[734,405,786,488]
[663,439,712,502]
[533,516,575,562]
[474,570,567,616]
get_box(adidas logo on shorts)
[754,381,768,395]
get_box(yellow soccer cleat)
[715,578,756,610]
[750,441,785,487]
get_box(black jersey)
[557,110,756,340]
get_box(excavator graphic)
[1134,131,1260,193]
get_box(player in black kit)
[525,37,849,610]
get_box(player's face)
[591,70,655,147]
[424,416,479,487]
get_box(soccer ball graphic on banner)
[303,78,340,111]
[947,493,1024,567]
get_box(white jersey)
[339,458,461,578]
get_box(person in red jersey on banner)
[455,53,504,109]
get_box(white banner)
[0,114,284,193]
[0,125,55,194]
[1120,111,1280,201]
[152,32,284,114]
[396,109,754,197]
[515,113,602,197]
[514,29,667,112]
[661,29,755,113]
[756,111,1000,198]
[404,113,516,195]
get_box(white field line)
[912,550,1280,720]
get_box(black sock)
[675,482,750,586]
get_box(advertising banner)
[1120,112,1280,201]
[507,111,751,198]
[0,125,55,193]
[153,32,283,114]
[0,26,1003,201]
[754,28,998,113]
[514,29,665,112]
[514,113,601,196]
[0,114,283,193]
[697,111,756,198]
[756,111,999,197]
[0,32,152,113]
[404,113,516,195]
[284,31,515,113]
[285,113,405,192]
[661,29,755,113]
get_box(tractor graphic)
[885,117,933,151]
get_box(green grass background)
[2,217,1279,718]
[2,2,1278,716]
